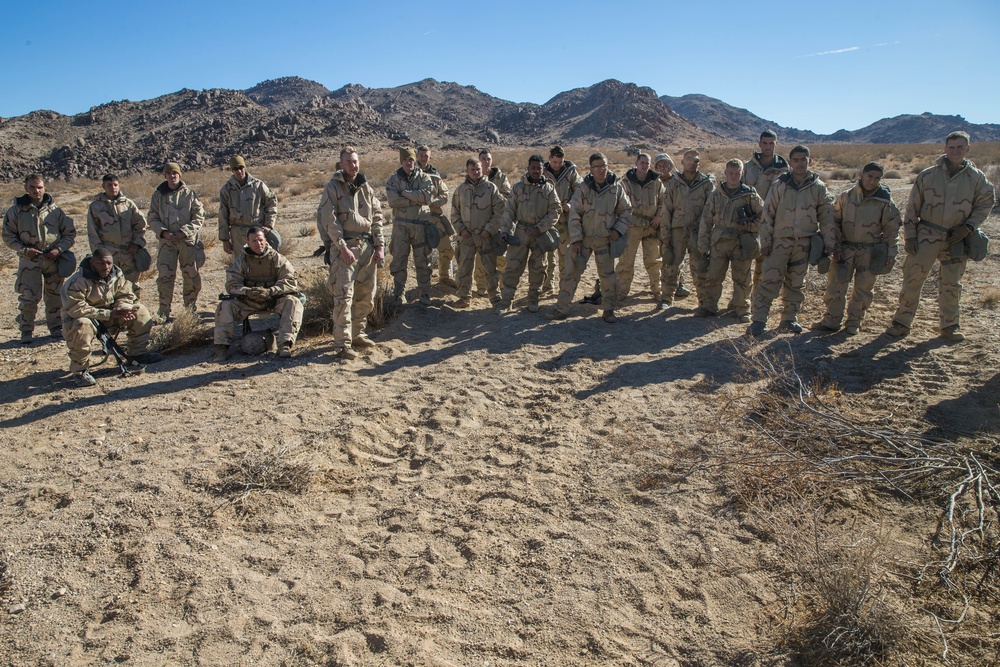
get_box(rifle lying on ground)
[92,318,145,377]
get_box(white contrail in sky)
[798,46,860,58]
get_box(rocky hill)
[660,94,819,144]
[825,112,1000,143]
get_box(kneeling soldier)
[61,248,162,387]
[498,154,561,312]
[318,146,385,359]
[213,227,302,361]
[813,162,901,335]
[697,159,764,321]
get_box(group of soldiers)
[2,131,994,384]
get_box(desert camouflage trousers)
[64,305,153,372]
[474,253,507,292]
[701,237,752,316]
[432,214,455,280]
[14,257,64,334]
[107,246,142,285]
[156,240,201,316]
[213,295,302,347]
[329,240,377,350]
[751,237,811,324]
[616,223,662,300]
[555,236,619,314]
[818,246,884,328]
[892,232,967,330]
[458,233,500,301]
[500,227,546,303]
[389,220,432,298]
[660,226,705,302]
[543,220,570,292]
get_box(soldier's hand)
[479,229,491,240]
[244,287,269,301]
[527,228,541,241]
[561,202,571,213]
[43,248,60,260]
[610,230,621,241]
[339,245,357,266]
[374,246,385,266]
[223,240,233,254]
[827,248,839,263]
[127,243,140,254]
[885,257,896,272]
[112,305,137,321]
[24,247,43,260]
[760,245,772,257]
[947,223,974,244]
[571,241,583,256]
[650,216,661,230]
[459,229,471,238]
[905,237,918,256]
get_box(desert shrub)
[298,268,335,334]
[828,169,856,181]
[298,224,316,237]
[980,287,1000,309]
[214,445,316,515]
[883,170,902,179]
[149,309,211,353]
[367,263,398,330]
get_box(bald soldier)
[3,173,76,344]
[87,173,147,285]
[385,148,435,306]
[812,162,901,335]
[616,152,666,303]
[659,149,715,310]
[749,145,835,336]
[148,162,205,322]
[542,145,584,294]
[697,159,764,321]
[219,155,278,261]
[886,131,995,341]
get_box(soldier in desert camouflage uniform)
[213,227,302,361]
[318,146,386,359]
[87,174,147,285]
[696,159,764,321]
[497,154,561,313]
[743,131,790,291]
[543,145,584,294]
[2,173,76,344]
[451,158,505,309]
[748,145,835,336]
[812,162,901,335]
[148,162,205,322]
[887,131,995,341]
[386,148,435,306]
[658,149,715,310]
[616,152,666,303]
[416,146,455,287]
[474,149,512,295]
[218,155,278,262]
[551,153,630,323]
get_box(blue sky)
[3,0,998,135]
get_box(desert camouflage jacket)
[148,181,204,244]
[487,166,512,200]
[451,177,504,235]
[317,171,384,248]
[87,192,147,251]
[760,171,835,251]
[61,260,136,322]
[904,156,995,239]
[742,153,789,201]
[500,174,561,237]
[218,174,277,241]
[543,160,584,224]
[421,164,450,216]
[698,184,764,254]
[3,193,76,257]
[834,182,902,258]
[623,168,666,225]
[385,167,433,222]
[567,173,631,243]
[226,244,299,295]
[664,171,715,229]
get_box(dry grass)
[298,268,336,334]
[149,309,211,353]
[367,263,398,330]
[297,224,316,238]
[980,287,1000,309]
[213,445,317,515]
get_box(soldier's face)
[164,171,181,188]
[681,154,700,173]
[247,231,267,254]
[527,161,542,180]
[25,179,45,203]
[759,137,776,157]
[945,138,970,166]
[860,170,882,191]
[655,160,673,176]
[466,162,483,181]
[635,156,650,174]
[103,180,120,199]
[91,255,114,278]
[417,150,430,168]
[590,159,608,184]
[341,152,360,180]
[790,152,810,177]
[549,155,563,170]
[480,153,492,172]
[401,157,415,174]
[725,165,743,189]
[231,165,247,181]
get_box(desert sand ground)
[1,154,998,666]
